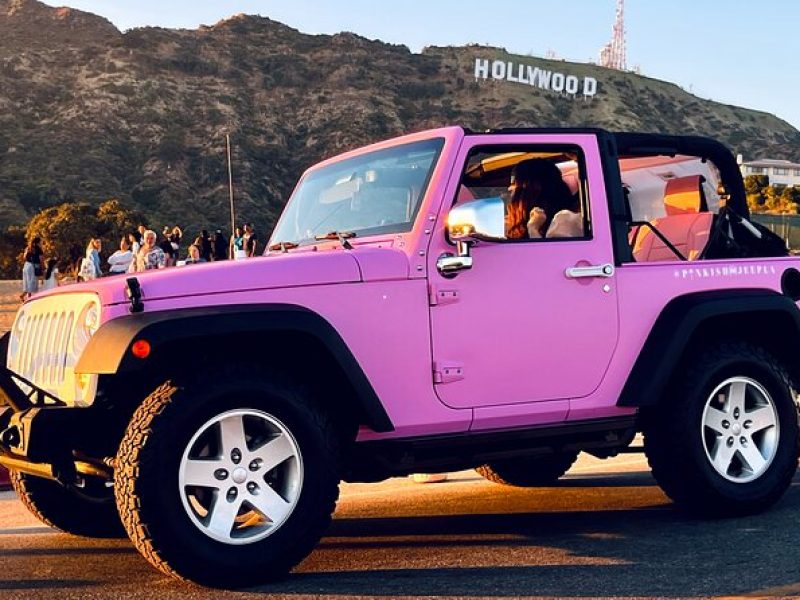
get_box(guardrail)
[751,213,800,250]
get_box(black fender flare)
[618,289,800,407]
[76,304,394,432]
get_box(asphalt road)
[2,452,800,600]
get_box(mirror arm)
[437,240,474,277]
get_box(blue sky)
[44,1,800,139]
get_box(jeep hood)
[35,248,410,307]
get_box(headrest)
[562,173,580,195]
[664,175,706,216]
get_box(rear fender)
[619,289,800,407]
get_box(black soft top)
[469,127,748,217]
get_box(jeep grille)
[7,293,101,407]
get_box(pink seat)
[633,176,713,262]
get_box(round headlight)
[72,301,100,355]
[84,306,99,332]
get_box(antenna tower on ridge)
[599,0,627,71]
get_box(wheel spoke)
[247,485,293,524]
[206,493,242,539]
[180,409,304,544]
[745,406,776,433]
[726,381,747,415]
[183,458,223,489]
[704,406,729,434]
[738,442,767,474]
[219,414,248,456]
[251,434,296,473]
[711,439,736,475]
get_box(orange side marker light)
[131,339,151,359]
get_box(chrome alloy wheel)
[701,377,780,483]
[178,409,303,545]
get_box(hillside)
[1,0,798,237]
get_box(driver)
[505,158,582,239]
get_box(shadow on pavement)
[0,579,97,590]
[254,483,800,598]
[556,470,657,487]
[1,475,799,597]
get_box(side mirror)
[447,197,506,242]
[437,197,506,276]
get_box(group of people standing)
[21,222,262,300]
[80,223,261,279]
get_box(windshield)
[270,138,444,246]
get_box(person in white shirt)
[108,237,134,275]
[505,158,583,240]
[41,258,58,291]
[527,206,583,239]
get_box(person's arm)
[545,210,584,238]
[527,208,546,239]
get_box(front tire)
[10,471,125,538]
[643,342,800,516]
[476,451,579,487]
[115,376,342,588]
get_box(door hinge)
[429,284,460,306]
[433,362,465,384]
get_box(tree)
[0,226,27,279]
[27,203,97,274]
[25,200,146,276]
[780,185,800,208]
[744,174,769,195]
[762,186,799,214]
[744,174,769,213]
[96,199,146,245]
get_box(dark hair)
[25,237,41,254]
[45,257,57,280]
[509,158,576,236]
[129,231,141,244]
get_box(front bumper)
[0,363,111,483]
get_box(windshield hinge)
[433,362,465,384]
[428,284,460,306]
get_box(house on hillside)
[739,158,800,187]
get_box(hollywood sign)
[474,58,599,98]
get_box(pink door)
[427,133,619,410]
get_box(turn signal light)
[131,340,151,359]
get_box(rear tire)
[643,342,800,517]
[115,374,342,588]
[10,470,124,538]
[476,451,579,487]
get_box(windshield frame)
[269,137,446,248]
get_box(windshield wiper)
[267,241,299,253]
[314,231,356,249]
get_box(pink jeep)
[1,127,799,588]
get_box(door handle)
[565,263,614,279]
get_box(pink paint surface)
[33,126,800,443]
